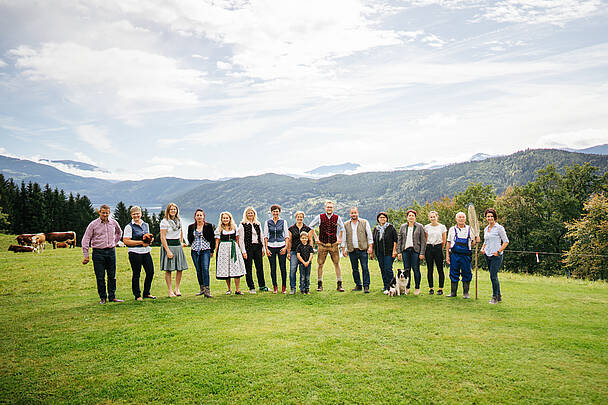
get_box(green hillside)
[176,149,608,223]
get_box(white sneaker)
[225,290,231,295]
[249,289,257,294]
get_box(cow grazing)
[45,231,76,248]
[8,244,36,253]
[66,239,76,248]
[31,233,46,253]
[16,234,36,246]
[55,242,68,248]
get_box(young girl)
[214,212,247,295]
[296,232,315,294]
[160,203,188,297]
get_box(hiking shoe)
[489,296,498,304]
[260,286,269,292]
[429,288,434,295]
[437,289,443,296]
[317,281,323,292]
[352,285,363,292]
[364,286,370,294]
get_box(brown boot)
[203,286,213,298]
[337,280,345,292]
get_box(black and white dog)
[388,269,409,296]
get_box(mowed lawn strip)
[0,234,606,404]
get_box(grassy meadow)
[0,233,607,404]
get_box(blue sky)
[1,0,607,180]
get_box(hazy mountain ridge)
[0,155,208,205]
[175,149,608,224]
[2,148,608,222]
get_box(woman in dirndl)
[214,211,247,295]
[160,203,188,297]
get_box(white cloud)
[536,129,608,149]
[216,61,232,70]
[404,0,604,25]
[480,0,604,25]
[9,42,207,117]
[110,0,405,81]
[76,125,112,152]
[422,33,447,48]
[73,152,98,166]
[0,59,7,67]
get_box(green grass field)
[0,234,607,404]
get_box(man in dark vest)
[309,200,345,292]
[342,207,373,293]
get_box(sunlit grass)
[0,234,606,404]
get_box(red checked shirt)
[81,217,123,258]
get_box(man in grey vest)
[342,207,373,293]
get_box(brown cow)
[46,231,77,248]
[55,242,68,248]
[31,233,46,253]
[8,244,36,253]
[66,239,76,248]
[16,234,36,246]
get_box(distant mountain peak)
[40,159,110,173]
[469,153,493,162]
[306,162,360,176]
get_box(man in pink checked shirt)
[82,204,124,304]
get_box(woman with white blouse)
[160,203,188,297]
[237,207,268,294]
[215,211,247,295]
[480,208,509,304]
[424,211,447,295]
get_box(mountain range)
[2,146,607,223]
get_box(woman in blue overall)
[446,211,480,298]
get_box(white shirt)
[123,221,152,254]
[424,223,447,245]
[237,222,262,252]
[341,219,373,249]
[404,226,414,249]
[160,218,182,240]
[308,213,345,234]
[447,225,476,250]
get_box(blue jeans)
[289,251,299,290]
[377,254,395,290]
[348,250,370,287]
[268,246,287,287]
[191,249,211,287]
[403,248,421,289]
[299,262,311,291]
[92,248,117,300]
[485,254,503,296]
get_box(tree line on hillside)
[1,163,606,280]
[111,201,166,246]
[386,163,608,280]
[0,174,97,245]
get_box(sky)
[0,0,607,180]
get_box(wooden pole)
[475,245,478,300]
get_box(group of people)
[81,201,509,305]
